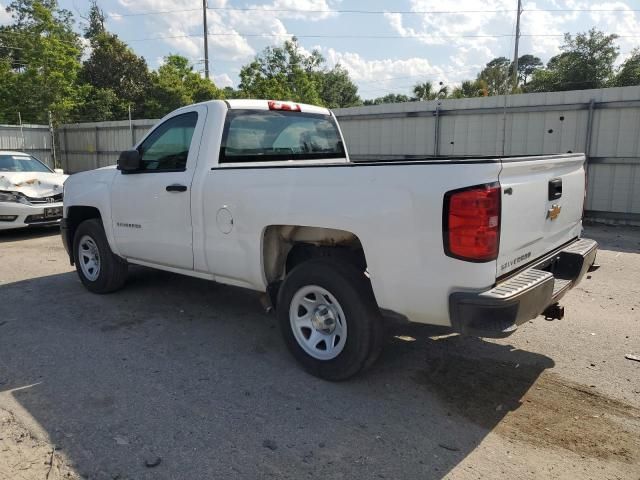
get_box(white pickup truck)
[61,99,597,380]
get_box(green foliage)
[0,0,82,123]
[477,56,511,95]
[143,54,222,118]
[238,37,361,107]
[450,79,488,98]
[362,93,413,105]
[0,4,633,124]
[412,81,447,101]
[78,29,152,120]
[527,29,619,92]
[315,65,361,108]
[613,49,640,87]
[83,0,105,39]
[516,54,543,86]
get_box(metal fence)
[0,123,55,168]
[334,86,640,225]
[9,85,634,225]
[58,119,157,173]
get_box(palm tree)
[413,81,448,101]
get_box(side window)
[138,112,198,171]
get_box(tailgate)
[497,154,585,277]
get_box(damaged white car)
[0,151,67,230]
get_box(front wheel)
[277,259,384,381]
[73,219,128,293]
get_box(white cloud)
[322,48,480,97]
[0,2,13,25]
[214,73,233,87]
[385,0,513,50]
[108,11,124,22]
[118,0,256,63]
[117,0,338,66]
[248,0,337,22]
[588,2,640,63]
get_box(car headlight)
[0,191,29,204]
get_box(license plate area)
[44,207,62,218]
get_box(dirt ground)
[0,224,639,480]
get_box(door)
[111,106,206,269]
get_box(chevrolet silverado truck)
[61,99,597,380]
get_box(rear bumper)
[449,238,598,338]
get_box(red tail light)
[443,183,501,262]
[268,100,301,111]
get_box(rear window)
[220,110,345,163]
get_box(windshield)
[0,154,53,173]
[221,110,345,163]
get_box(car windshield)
[0,154,53,173]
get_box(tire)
[73,218,128,294]
[277,258,384,381]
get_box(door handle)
[166,184,187,192]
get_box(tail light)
[268,100,301,111]
[443,183,501,262]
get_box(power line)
[105,6,640,17]
[122,32,640,42]
[6,29,637,45]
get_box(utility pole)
[512,0,523,91]
[202,0,210,80]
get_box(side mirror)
[117,149,141,172]
[54,168,64,174]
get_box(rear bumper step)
[449,238,598,338]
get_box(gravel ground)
[0,224,638,480]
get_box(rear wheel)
[73,219,128,293]
[277,258,384,380]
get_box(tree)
[477,57,511,95]
[515,54,543,86]
[83,0,104,39]
[238,38,361,107]
[412,81,447,101]
[0,0,83,123]
[362,93,413,105]
[239,38,322,104]
[450,79,488,98]
[78,1,152,120]
[143,54,221,118]
[527,29,619,92]
[613,49,640,87]
[315,65,361,108]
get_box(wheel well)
[65,206,102,263]
[262,225,366,286]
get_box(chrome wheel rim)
[289,285,347,360]
[78,235,101,282]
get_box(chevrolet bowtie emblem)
[547,204,562,220]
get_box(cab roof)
[225,99,331,116]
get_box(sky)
[2,0,640,99]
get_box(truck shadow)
[2,267,627,479]
[0,226,60,243]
